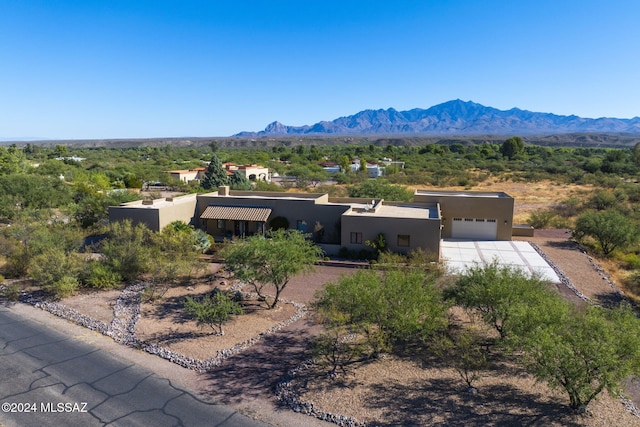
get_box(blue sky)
[1,0,639,139]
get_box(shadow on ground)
[201,318,322,404]
[364,377,583,427]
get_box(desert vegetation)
[1,138,640,424]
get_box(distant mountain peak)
[234,100,640,137]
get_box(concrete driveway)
[441,240,560,283]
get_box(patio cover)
[200,205,272,222]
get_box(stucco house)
[109,186,516,259]
[167,163,271,184]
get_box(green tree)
[587,190,619,211]
[434,329,488,390]
[446,262,565,339]
[314,268,448,354]
[201,154,229,190]
[500,136,525,160]
[348,180,413,202]
[222,229,323,309]
[229,170,252,190]
[518,304,640,412]
[184,290,243,335]
[573,210,639,256]
[632,141,640,165]
[0,146,29,175]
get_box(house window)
[397,234,410,247]
[217,219,225,229]
[297,220,307,233]
[350,232,363,244]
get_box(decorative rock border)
[276,358,366,427]
[276,243,640,426]
[19,281,308,373]
[527,242,590,303]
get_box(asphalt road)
[0,304,270,427]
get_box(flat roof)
[415,189,512,198]
[344,203,439,219]
[201,191,326,201]
[118,194,197,209]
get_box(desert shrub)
[624,271,640,295]
[46,276,80,298]
[183,289,243,335]
[434,329,488,390]
[621,253,640,270]
[85,262,122,289]
[29,248,80,289]
[527,210,556,229]
[549,217,572,229]
[1,283,20,301]
[553,197,581,218]
[141,283,170,303]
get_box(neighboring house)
[109,186,515,259]
[366,163,385,178]
[167,168,206,183]
[381,158,405,169]
[222,163,271,182]
[166,164,271,184]
[320,160,385,178]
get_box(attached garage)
[451,218,497,240]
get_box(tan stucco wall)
[340,214,441,257]
[108,205,161,231]
[107,194,197,232]
[413,192,514,240]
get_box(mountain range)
[235,100,640,137]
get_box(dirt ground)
[55,231,640,427]
[47,180,639,426]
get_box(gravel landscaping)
[6,228,640,427]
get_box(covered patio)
[200,205,272,240]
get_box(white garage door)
[451,218,497,240]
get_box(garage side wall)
[413,193,514,240]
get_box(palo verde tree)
[446,261,567,340]
[314,267,448,359]
[222,229,323,309]
[573,209,639,256]
[516,303,640,412]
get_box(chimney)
[218,185,230,196]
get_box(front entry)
[234,220,249,237]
